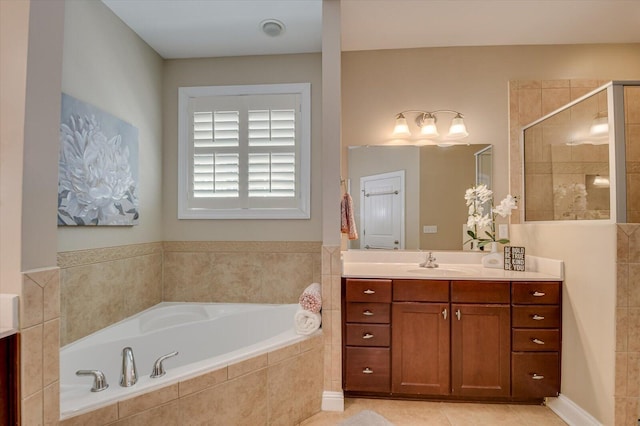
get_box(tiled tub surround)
[58,241,321,346]
[58,242,163,346]
[60,333,323,425]
[61,302,305,418]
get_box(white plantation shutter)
[178,84,310,219]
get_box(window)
[178,83,311,219]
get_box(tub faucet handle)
[150,351,179,378]
[120,346,138,387]
[76,369,109,392]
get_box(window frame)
[178,83,311,219]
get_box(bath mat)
[338,409,394,426]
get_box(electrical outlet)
[498,224,509,239]
[423,225,438,234]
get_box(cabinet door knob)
[362,333,374,339]
[362,367,373,374]
[532,314,545,321]
[455,309,461,321]
[442,308,448,320]
[532,374,544,380]
[362,310,374,316]
[532,338,545,345]
[363,289,375,294]
[532,291,546,297]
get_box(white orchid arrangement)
[464,184,517,250]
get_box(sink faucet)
[419,252,439,268]
[120,347,138,387]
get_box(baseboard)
[546,394,602,426]
[321,391,344,411]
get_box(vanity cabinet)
[342,277,562,402]
[511,282,562,398]
[343,278,392,393]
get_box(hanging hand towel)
[299,282,322,313]
[294,308,322,335]
[340,192,358,240]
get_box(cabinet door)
[392,303,450,395]
[451,304,511,397]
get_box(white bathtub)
[60,302,308,419]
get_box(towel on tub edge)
[294,308,321,335]
[298,282,322,313]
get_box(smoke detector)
[260,19,285,37]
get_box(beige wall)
[59,0,164,252]
[0,0,29,294]
[342,44,640,207]
[162,54,323,242]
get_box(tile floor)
[300,398,568,425]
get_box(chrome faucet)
[419,252,439,268]
[76,369,109,392]
[120,347,138,387]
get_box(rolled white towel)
[299,282,322,313]
[294,308,322,335]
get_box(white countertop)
[342,250,563,281]
[0,294,19,339]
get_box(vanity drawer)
[344,347,390,392]
[345,324,390,347]
[512,329,560,351]
[512,306,560,328]
[346,302,391,324]
[451,281,510,304]
[345,279,392,303]
[393,279,449,302]
[512,282,561,305]
[512,352,560,398]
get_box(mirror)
[347,144,491,250]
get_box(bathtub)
[60,302,314,420]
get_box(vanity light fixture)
[393,110,469,142]
[593,174,610,188]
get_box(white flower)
[493,194,518,217]
[58,114,137,225]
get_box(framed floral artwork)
[58,93,139,226]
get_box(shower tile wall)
[616,224,640,426]
[162,241,321,303]
[58,242,163,346]
[626,86,640,223]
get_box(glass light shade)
[393,114,411,136]
[593,175,610,187]
[447,115,468,139]
[589,115,609,136]
[420,115,439,137]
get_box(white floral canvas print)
[58,93,139,226]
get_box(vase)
[482,242,504,269]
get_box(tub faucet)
[419,252,438,268]
[120,346,138,387]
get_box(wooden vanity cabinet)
[343,278,392,393]
[392,280,450,395]
[511,281,562,398]
[342,277,562,402]
[451,280,511,398]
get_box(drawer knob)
[362,367,373,374]
[362,333,374,339]
[532,373,545,380]
[362,310,374,316]
[363,289,376,294]
[532,338,545,345]
[532,314,545,321]
[532,291,546,297]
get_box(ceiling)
[102,0,640,59]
